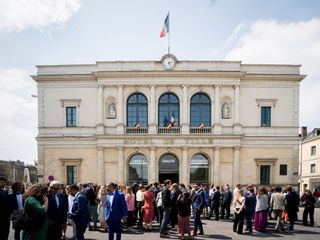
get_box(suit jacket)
[71,192,89,225]
[8,192,24,213]
[245,193,257,214]
[270,192,285,210]
[105,191,128,221]
[285,191,299,212]
[192,189,205,211]
[47,192,68,224]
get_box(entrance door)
[159,154,179,184]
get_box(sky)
[0,0,320,165]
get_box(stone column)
[97,85,104,134]
[181,147,189,184]
[214,85,222,134]
[214,147,221,186]
[149,85,157,134]
[181,85,189,134]
[117,147,125,183]
[210,147,215,184]
[233,85,241,134]
[233,147,240,187]
[116,85,124,134]
[149,147,156,182]
[97,147,105,185]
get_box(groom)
[105,182,128,240]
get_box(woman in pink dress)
[125,186,135,229]
[143,185,155,230]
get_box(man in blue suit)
[192,183,205,236]
[69,184,89,240]
[105,182,128,240]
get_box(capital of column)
[214,85,222,88]
[149,146,156,151]
[233,146,241,151]
[97,146,104,151]
[98,85,105,89]
[148,84,157,88]
[116,84,124,88]
[233,84,240,89]
[181,84,189,88]
[117,147,124,151]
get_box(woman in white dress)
[97,185,107,230]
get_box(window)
[127,93,148,127]
[66,107,77,127]
[128,154,148,184]
[158,93,180,127]
[260,165,270,185]
[279,164,287,175]
[67,166,77,184]
[190,93,211,127]
[190,154,209,184]
[311,146,316,156]
[311,164,316,173]
[261,106,271,127]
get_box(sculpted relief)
[106,97,116,119]
[222,97,232,119]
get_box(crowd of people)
[0,175,319,240]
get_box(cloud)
[0,0,81,32]
[224,18,320,130]
[0,68,37,164]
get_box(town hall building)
[32,54,305,187]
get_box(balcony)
[157,127,181,134]
[125,127,149,134]
[190,127,212,134]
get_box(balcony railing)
[190,127,212,134]
[125,127,149,134]
[157,127,181,134]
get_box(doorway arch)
[159,154,179,184]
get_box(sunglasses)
[50,186,59,191]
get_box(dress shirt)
[68,195,75,213]
[109,191,115,210]
[55,194,60,208]
[16,193,24,210]
[136,190,144,202]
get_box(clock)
[161,54,177,70]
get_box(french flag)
[160,12,169,38]
[169,112,175,126]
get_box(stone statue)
[222,102,231,119]
[107,102,116,119]
[23,168,32,191]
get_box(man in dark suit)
[221,184,232,219]
[8,181,25,240]
[160,179,171,238]
[83,182,98,231]
[245,185,256,234]
[105,182,128,240]
[47,181,68,240]
[208,185,221,220]
[0,176,11,240]
[192,183,205,236]
[285,186,299,231]
[69,184,89,240]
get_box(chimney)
[301,126,307,138]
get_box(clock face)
[163,57,176,70]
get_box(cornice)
[31,74,96,82]
[93,71,245,79]
[243,74,306,82]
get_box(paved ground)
[9,208,320,239]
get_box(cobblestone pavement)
[9,208,320,239]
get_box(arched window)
[190,93,211,127]
[158,93,180,126]
[190,154,209,184]
[128,154,148,184]
[127,93,148,127]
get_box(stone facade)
[32,54,305,187]
[300,128,320,194]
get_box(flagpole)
[168,11,170,54]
